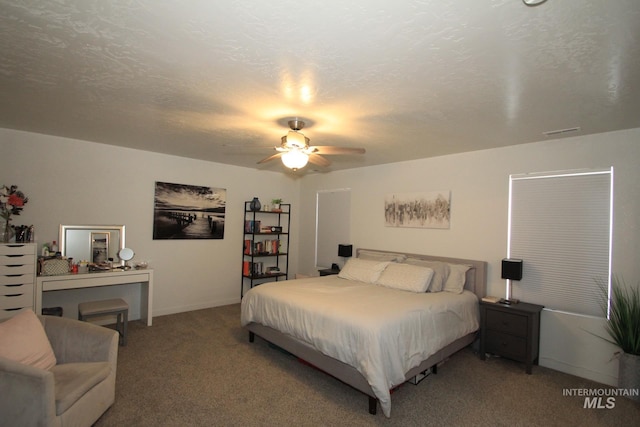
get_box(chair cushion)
[0,310,57,370]
[51,362,111,415]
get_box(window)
[315,189,351,269]
[507,168,613,317]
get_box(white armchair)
[0,314,119,427]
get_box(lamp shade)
[501,258,523,281]
[338,244,353,258]
[281,149,309,170]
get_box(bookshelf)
[241,202,290,298]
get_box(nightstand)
[318,268,340,276]
[479,301,544,374]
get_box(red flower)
[1,185,28,221]
[7,193,24,207]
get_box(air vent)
[543,127,581,137]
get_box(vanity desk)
[36,269,153,326]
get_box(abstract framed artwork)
[384,191,451,229]
[153,181,226,240]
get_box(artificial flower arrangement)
[1,185,28,241]
[1,184,28,219]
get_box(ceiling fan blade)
[309,146,366,155]
[257,152,283,164]
[308,153,331,167]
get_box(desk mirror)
[60,225,125,265]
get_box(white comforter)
[240,276,480,417]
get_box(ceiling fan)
[257,119,366,170]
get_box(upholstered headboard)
[356,248,487,299]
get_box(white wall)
[297,128,640,387]
[3,125,639,387]
[1,128,301,317]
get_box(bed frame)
[246,249,487,415]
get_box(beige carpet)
[94,304,639,426]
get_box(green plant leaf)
[602,276,640,356]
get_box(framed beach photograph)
[384,191,451,229]
[153,181,226,240]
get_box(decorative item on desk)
[250,197,261,211]
[135,260,149,269]
[500,258,523,304]
[0,184,28,243]
[40,258,71,276]
[118,247,135,270]
[271,198,283,212]
[14,225,34,243]
[78,261,89,274]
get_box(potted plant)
[271,198,283,212]
[603,276,640,400]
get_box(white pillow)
[376,263,434,293]
[404,258,450,292]
[338,258,390,283]
[0,310,57,370]
[443,263,472,294]
[357,249,407,263]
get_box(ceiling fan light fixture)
[285,130,307,148]
[281,148,309,170]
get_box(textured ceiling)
[1,0,639,174]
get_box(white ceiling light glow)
[281,149,309,170]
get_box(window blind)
[508,169,612,317]
[315,189,351,269]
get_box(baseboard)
[539,356,617,387]
[152,297,239,318]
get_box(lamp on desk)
[337,244,353,270]
[500,258,523,305]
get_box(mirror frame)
[59,225,126,266]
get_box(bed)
[240,249,487,417]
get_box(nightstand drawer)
[485,331,527,359]
[486,310,527,336]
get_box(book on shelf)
[244,239,280,255]
[242,261,250,276]
[244,220,261,233]
[243,260,266,276]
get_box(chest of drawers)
[479,301,544,374]
[0,243,37,320]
